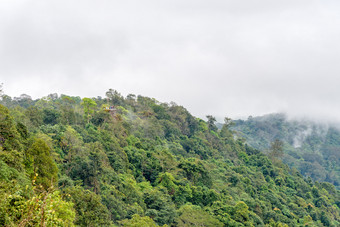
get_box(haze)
[1,0,340,121]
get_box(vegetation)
[0,91,339,226]
[233,113,340,189]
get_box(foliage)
[0,164,74,226]
[0,92,340,226]
[26,138,59,189]
[175,204,223,226]
[119,214,163,227]
[233,113,340,188]
[63,186,112,226]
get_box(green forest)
[0,89,339,226]
[233,114,340,189]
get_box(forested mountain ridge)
[233,113,340,189]
[0,90,339,226]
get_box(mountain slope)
[0,92,339,226]
[233,113,340,188]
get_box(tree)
[63,186,112,226]
[206,115,218,132]
[26,138,58,189]
[17,190,75,226]
[81,98,97,123]
[87,142,108,193]
[175,204,223,227]
[0,104,23,151]
[106,89,124,106]
[223,117,234,128]
[144,189,177,225]
[60,95,76,124]
[1,186,75,226]
[269,139,284,159]
[119,214,160,227]
[43,108,60,125]
[232,201,250,223]
[25,106,43,127]
[14,94,33,108]
[220,117,234,138]
[156,172,177,195]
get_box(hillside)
[233,113,340,188]
[0,91,339,226]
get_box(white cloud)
[1,0,340,121]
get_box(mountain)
[233,113,340,188]
[0,92,339,226]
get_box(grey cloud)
[1,0,340,122]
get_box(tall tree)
[206,115,218,132]
[81,98,97,123]
[26,138,58,189]
[106,89,124,106]
[269,139,284,159]
[0,104,23,151]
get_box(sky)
[1,0,340,121]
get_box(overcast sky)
[1,0,340,121]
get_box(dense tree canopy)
[0,91,339,226]
[233,113,340,188]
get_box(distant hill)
[233,113,340,188]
